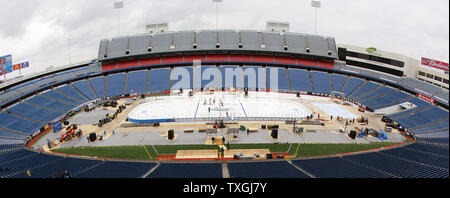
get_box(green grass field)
[52,142,399,160]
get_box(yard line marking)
[294,143,301,157]
[143,145,153,160]
[151,145,159,155]
[287,143,293,154]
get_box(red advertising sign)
[421,57,449,71]
[418,93,435,104]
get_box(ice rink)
[312,102,358,119]
[127,91,313,122]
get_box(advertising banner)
[0,54,12,74]
[421,57,449,72]
[418,93,435,104]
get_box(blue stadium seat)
[7,102,61,123]
[74,161,156,178]
[41,90,80,104]
[0,129,27,139]
[106,73,125,97]
[25,94,76,112]
[125,70,148,95]
[243,66,264,90]
[228,161,310,178]
[0,112,43,135]
[310,71,331,94]
[288,69,311,92]
[292,157,392,178]
[171,67,193,90]
[201,66,219,89]
[220,66,241,89]
[347,81,380,100]
[89,76,105,98]
[148,68,170,93]
[55,84,89,103]
[344,151,448,178]
[147,163,222,178]
[72,80,96,100]
[342,77,364,96]
[331,74,347,92]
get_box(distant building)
[417,57,449,89]
[266,21,289,33]
[337,44,449,90]
[146,23,169,34]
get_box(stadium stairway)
[87,78,99,99]
[357,86,395,102]
[372,95,415,110]
[309,70,315,93]
[339,75,349,93]
[40,93,79,107]
[54,87,87,104]
[387,105,434,120]
[353,83,382,100]
[123,72,128,95]
[328,73,333,94]
[285,68,292,91]
[4,112,46,126]
[346,80,366,98]
[409,117,449,131]
[71,80,97,101]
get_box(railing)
[174,116,306,123]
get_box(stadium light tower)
[68,38,72,65]
[114,1,124,36]
[213,0,223,29]
[311,0,321,35]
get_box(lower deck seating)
[0,129,27,139]
[89,76,105,98]
[25,94,76,113]
[243,66,263,90]
[387,98,432,119]
[171,67,193,90]
[72,80,96,100]
[148,68,170,93]
[125,70,148,95]
[395,107,448,129]
[342,77,364,96]
[331,74,347,92]
[227,161,310,178]
[310,71,331,94]
[201,66,219,89]
[147,163,222,178]
[292,157,392,178]
[74,161,156,178]
[7,102,61,123]
[288,69,312,92]
[344,151,448,178]
[55,84,88,103]
[106,73,125,97]
[347,81,380,100]
[220,66,241,89]
[13,158,101,178]
[0,112,43,135]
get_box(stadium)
[0,3,448,179]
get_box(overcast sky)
[0,0,448,79]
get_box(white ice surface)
[312,102,358,119]
[128,91,313,121]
